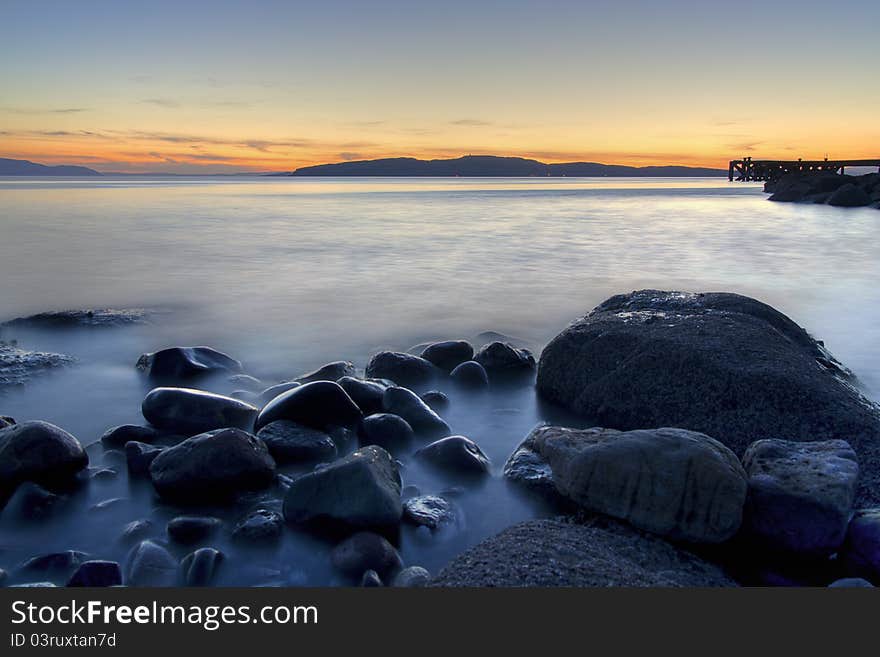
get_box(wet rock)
[474,342,535,381]
[125,540,177,587]
[2,482,63,520]
[149,428,276,503]
[365,351,439,388]
[742,439,858,556]
[382,386,450,439]
[419,390,449,412]
[181,548,224,586]
[283,445,402,533]
[125,441,164,477]
[19,551,89,579]
[232,509,283,544]
[828,183,871,207]
[392,566,430,587]
[535,290,880,505]
[142,387,259,435]
[67,560,123,587]
[420,340,474,373]
[503,441,559,501]
[828,577,874,587]
[231,389,260,403]
[360,569,383,587]
[254,381,362,432]
[256,420,337,464]
[3,308,149,329]
[337,376,389,415]
[88,467,118,481]
[0,421,88,501]
[330,531,403,579]
[505,426,746,543]
[431,518,738,587]
[136,346,242,381]
[841,509,880,581]
[10,582,56,587]
[358,413,415,453]
[120,519,155,545]
[227,374,263,390]
[402,495,460,532]
[295,361,356,384]
[0,342,74,389]
[89,497,126,513]
[167,516,223,545]
[257,381,301,406]
[449,360,489,389]
[0,415,14,428]
[415,436,491,477]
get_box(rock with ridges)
[365,351,439,388]
[403,495,461,532]
[255,381,362,432]
[149,428,276,503]
[330,531,403,579]
[0,421,88,501]
[505,425,747,543]
[358,413,415,453]
[136,346,242,380]
[125,540,177,587]
[67,560,122,587]
[415,436,491,476]
[0,342,75,389]
[382,386,450,438]
[256,420,337,463]
[742,438,858,556]
[420,340,474,373]
[392,566,430,587]
[474,342,535,381]
[142,387,258,435]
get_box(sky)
[1,0,878,173]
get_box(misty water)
[1,176,879,586]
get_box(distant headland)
[287,155,726,177]
[0,157,101,176]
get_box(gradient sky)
[1,0,878,173]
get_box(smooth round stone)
[450,360,489,389]
[403,495,460,531]
[67,560,122,587]
[125,540,177,587]
[167,516,223,545]
[330,531,403,579]
[420,340,474,373]
[0,421,88,498]
[181,548,224,587]
[382,386,450,438]
[120,519,155,545]
[358,413,415,453]
[420,390,449,412]
[828,577,874,587]
[141,387,259,435]
[100,424,160,448]
[257,381,301,406]
[337,376,389,415]
[256,420,337,464]
[18,551,89,579]
[125,441,164,477]
[136,346,242,381]
[415,436,491,476]
[232,509,283,544]
[365,351,440,389]
[255,381,362,432]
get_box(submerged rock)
[142,387,259,435]
[449,360,489,389]
[382,386,450,438]
[167,516,223,545]
[181,547,224,587]
[3,308,150,329]
[365,351,439,388]
[149,428,276,503]
[136,346,242,381]
[227,374,263,391]
[256,420,337,464]
[420,340,474,373]
[232,508,283,544]
[415,436,491,477]
[295,361,356,384]
[254,381,362,432]
[742,439,859,556]
[257,381,301,405]
[360,570,383,587]
[67,560,123,587]
[431,518,738,587]
[419,390,449,412]
[125,441,164,477]
[536,290,880,505]
[330,531,403,579]
[0,342,75,389]
[283,445,402,533]
[125,540,177,587]
[358,413,415,453]
[18,551,90,579]
[474,342,535,381]
[2,481,63,520]
[0,421,88,502]
[101,424,160,448]
[120,519,155,545]
[504,426,747,543]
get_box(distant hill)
[0,157,101,176]
[291,155,726,177]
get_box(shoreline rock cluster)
[765,171,880,208]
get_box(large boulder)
[0,421,88,501]
[431,518,738,587]
[420,340,474,373]
[382,386,450,438]
[254,381,362,432]
[142,387,258,435]
[827,183,871,207]
[504,426,747,543]
[136,346,242,380]
[283,445,402,533]
[474,342,536,381]
[149,428,276,503]
[742,439,858,556]
[536,290,880,504]
[365,351,439,388]
[256,420,337,463]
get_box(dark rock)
[19,551,89,579]
[431,518,738,587]
[0,421,88,501]
[232,509,283,544]
[535,290,880,505]
[283,445,402,532]
[167,516,223,545]
[67,560,122,587]
[360,569,383,586]
[359,413,415,453]
[142,387,259,435]
[295,361,356,384]
[254,381,362,432]
[0,416,14,428]
[474,342,536,381]
[365,351,439,388]
[136,346,242,381]
[101,424,159,448]
[149,428,276,503]
[769,180,813,202]
[0,568,7,586]
[419,390,449,412]
[231,390,259,403]
[181,548,223,586]
[828,577,874,588]
[449,360,489,389]
[841,509,880,582]
[382,386,450,438]
[125,441,164,477]
[420,340,474,373]
[120,519,155,545]
[256,421,337,464]
[89,497,126,513]
[88,467,117,481]
[257,381,301,406]
[402,495,460,532]
[2,481,63,520]
[742,439,858,556]
[330,531,403,579]
[415,436,491,477]
[337,376,389,415]
[125,540,177,587]
[392,566,430,587]
[504,426,746,543]
[828,183,871,207]
[0,342,74,389]
[227,374,263,390]
[3,308,149,329]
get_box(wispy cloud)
[1,106,89,115]
[141,98,181,108]
[449,119,493,127]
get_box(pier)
[728,157,880,182]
